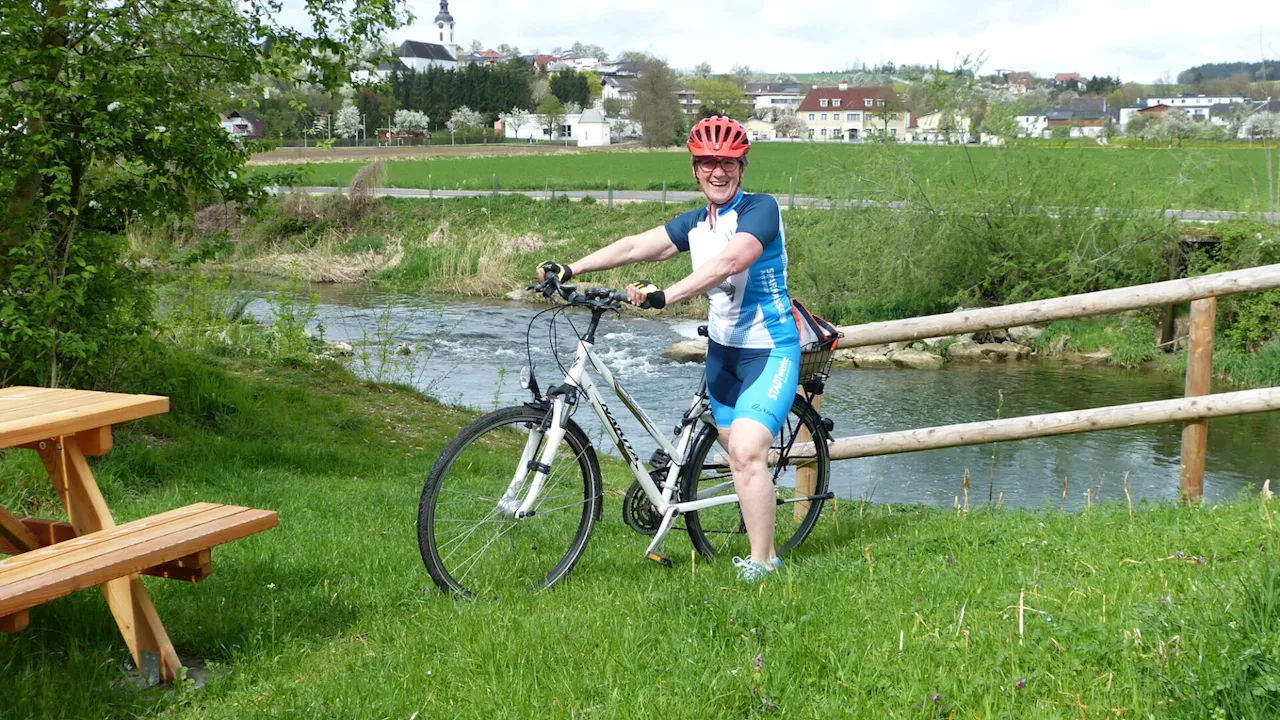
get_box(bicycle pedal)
[646,552,674,568]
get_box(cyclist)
[538,115,800,583]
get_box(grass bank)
[265,142,1280,212]
[2,344,1280,718]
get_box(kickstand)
[643,507,677,568]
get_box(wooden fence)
[793,263,1280,505]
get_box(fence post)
[794,391,821,521]
[1159,240,1181,349]
[789,177,796,209]
[662,180,667,208]
[608,180,613,210]
[552,181,557,209]
[493,173,499,198]
[1179,297,1216,503]
[337,172,343,190]
[428,174,433,199]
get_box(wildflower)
[932,693,943,704]
[945,555,954,567]
[753,653,762,671]
[1016,678,1027,689]
[107,101,120,112]
[267,583,276,590]
[155,126,167,133]
[1175,550,1186,560]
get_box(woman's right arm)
[566,226,679,277]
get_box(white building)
[575,109,611,147]
[393,39,457,73]
[1014,107,1048,138]
[745,83,804,113]
[1120,93,1250,128]
[504,111,615,144]
[909,111,972,143]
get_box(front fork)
[496,398,568,518]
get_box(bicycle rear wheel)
[418,405,602,598]
[681,396,830,560]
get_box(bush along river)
[241,283,1280,510]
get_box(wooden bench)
[0,386,280,683]
[0,503,278,632]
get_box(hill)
[1177,60,1279,83]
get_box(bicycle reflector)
[520,365,532,389]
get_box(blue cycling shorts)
[705,340,801,435]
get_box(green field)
[3,342,1280,718]
[274,143,1280,211]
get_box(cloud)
[365,0,1280,82]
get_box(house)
[909,110,971,143]
[745,117,777,141]
[1209,99,1280,137]
[575,109,611,147]
[745,83,804,113]
[1120,93,1250,127]
[1046,97,1112,137]
[797,83,909,141]
[1015,106,1049,138]
[394,39,457,72]
[525,54,560,70]
[472,49,504,67]
[558,52,599,70]
[674,88,701,116]
[219,111,263,139]
[1054,72,1082,86]
[1003,71,1037,95]
[602,76,637,105]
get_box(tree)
[536,94,566,139]
[445,106,482,143]
[563,101,583,116]
[729,64,754,87]
[631,55,684,147]
[0,0,407,386]
[550,70,591,107]
[470,40,483,53]
[582,70,604,104]
[693,62,714,80]
[499,108,532,138]
[602,98,625,117]
[773,112,808,138]
[1125,113,1151,140]
[568,42,607,61]
[1157,108,1195,147]
[693,78,751,121]
[394,109,431,133]
[496,44,520,57]
[980,102,1021,142]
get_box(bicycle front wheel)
[418,405,602,598]
[681,396,830,560]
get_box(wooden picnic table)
[0,386,278,683]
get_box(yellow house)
[797,83,910,141]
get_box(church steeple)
[433,0,456,57]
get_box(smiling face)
[692,156,746,207]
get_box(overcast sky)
[390,0,1280,83]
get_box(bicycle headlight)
[520,365,532,390]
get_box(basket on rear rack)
[798,334,842,392]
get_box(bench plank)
[9,518,215,582]
[0,504,278,618]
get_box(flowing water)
[242,284,1280,509]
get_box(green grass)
[270,143,1280,211]
[3,351,1280,718]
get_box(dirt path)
[248,142,657,166]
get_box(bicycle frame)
[497,314,744,558]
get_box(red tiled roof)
[797,86,900,112]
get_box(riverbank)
[138,190,1280,388]
[2,343,1278,718]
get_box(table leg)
[36,435,183,683]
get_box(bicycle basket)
[798,340,840,385]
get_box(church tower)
[434,0,458,60]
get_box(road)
[287,186,1280,224]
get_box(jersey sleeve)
[734,194,781,248]
[663,207,703,253]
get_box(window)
[864,99,872,107]
[819,98,828,107]
[808,128,814,138]
[833,113,840,121]
[890,113,898,120]
[849,112,860,121]
[876,99,885,107]
[820,128,827,136]
[821,113,827,120]
[890,128,897,136]
[832,99,841,107]
[808,113,815,120]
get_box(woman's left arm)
[662,232,763,305]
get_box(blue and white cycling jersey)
[664,189,799,350]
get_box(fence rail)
[814,263,1280,502]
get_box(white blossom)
[106,101,120,112]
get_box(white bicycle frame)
[497,333,742,558]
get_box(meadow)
[270,142,1280,212]
[2,343,1278,719]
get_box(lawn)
[2,350,1278,718]
[271,142,1280,211]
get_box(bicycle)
[417,276,836,598]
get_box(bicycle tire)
[418,405,602,598]
[681,395,830,560]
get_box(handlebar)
[529,276,630,310]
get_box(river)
[242,284,1280,509]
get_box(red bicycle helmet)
[687,116,750,158]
